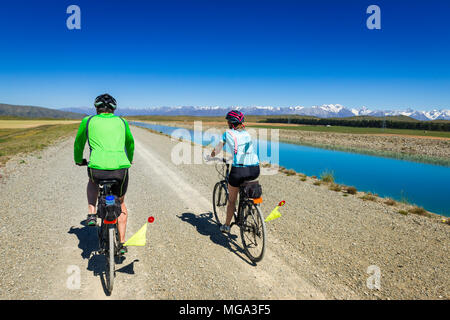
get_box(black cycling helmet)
[225,110,245,125]
[94,93,117,110]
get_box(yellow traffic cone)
[124,223,147,246]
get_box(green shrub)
[320,171,334,183]
[384,198,396,206]
[313,181,321,186]
[329,184,342,192]
[398,210,408,215]
[408,206,430,217]
[285,169,297,176]
[360,193,376,201]
[399,190,410,204]
[346,186,357,195]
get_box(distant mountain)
[380,108,450,121]
[1,103,85,119]
[59,104,450,121]
[291,104,355,118]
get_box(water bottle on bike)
[105,195,115,206]
[104,195,119,222]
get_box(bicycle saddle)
[98,179,120,186]
[241,179,259,187]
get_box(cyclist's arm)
[123,119,135,163]
[211,131,227,157]
[211,141,224,157]
[73,117,89,164]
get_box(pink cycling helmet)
[225,110,245,127]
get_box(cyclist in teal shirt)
[211,110,260,233]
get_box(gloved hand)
[76,159,88,166]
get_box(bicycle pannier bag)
[242,181,262,199]
[97,196,106,219]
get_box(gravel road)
[0,125,448,299]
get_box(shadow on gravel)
[68,221,99,259]
[177,212,256,266]
[116,259,139,274]
[69,220,138,296]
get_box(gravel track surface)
[0,126,448,299]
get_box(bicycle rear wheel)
[240,202,266,263]
[105,225,116,294]
[213,181,228,226]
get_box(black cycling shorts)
[228,165,260,188]
[87,167,129,197]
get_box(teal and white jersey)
[222,129,259,167]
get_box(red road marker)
[148,216,155,223]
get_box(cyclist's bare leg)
[225,184,239,226]
[118,196,128,243]
[87,180,98,214]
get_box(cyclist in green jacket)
[74,93,134,254]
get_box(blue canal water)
[130,121,450,217]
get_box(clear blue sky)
[0,0,449,110]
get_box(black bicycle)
[79,159,122,295]
[210,157,266,263]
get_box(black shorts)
[87,167,129,197]
[228,165,260,188]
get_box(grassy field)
[0,119,80,129]
[126,116,450,139]
[0,121,79,166]
[248,124,450,138]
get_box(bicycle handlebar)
[205,156,228,163]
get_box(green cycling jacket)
[74,113,135,170]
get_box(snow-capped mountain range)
[60,104,450,121]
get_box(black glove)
[76,159,88,166]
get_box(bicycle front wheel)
[213,181,228,226]
[240,202,266,263]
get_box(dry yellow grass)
[0,123,79,166]
[0,120,80,129]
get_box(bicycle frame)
[215,159,251,229]
[98,183,118,224]
[97,182,120,254]
[97,181,121,294]
[78,159,120,293]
